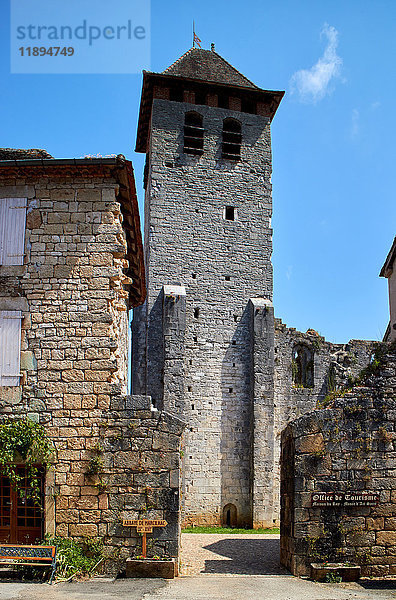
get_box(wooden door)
[0,467,44,543]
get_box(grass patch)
[182,526,280,534]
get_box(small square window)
[225,276,231,281]
[224,206,236,221]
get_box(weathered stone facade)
[280,343,396,578]
[0,155,184,568]
[131,48,375,528]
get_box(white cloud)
[290,23,343,103]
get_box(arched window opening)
[222,503,237,528]
[292,344,314,388]
[184,112,204,155]
[222,118,241,160]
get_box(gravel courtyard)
[0,534,394,599]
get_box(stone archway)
[222,503,237,528]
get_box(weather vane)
[193,21,202,48]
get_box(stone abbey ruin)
[0,47,395,576]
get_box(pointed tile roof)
[162,48,259,90]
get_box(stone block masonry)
[271,321,374,526]
[280,342,396,577]
[0,158,184,569]
[132,98,274,528]
[0,170,132,414]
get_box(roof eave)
[380,237,396,277]
[0,157,120,168]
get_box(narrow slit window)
[184,112,204,155]
[222,118,241,160]
[194,308,200,318]
[224,206,236,221]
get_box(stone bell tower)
[132,47,283,527]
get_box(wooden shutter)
[0,198,27,266]
[0,311,22,386]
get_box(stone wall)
[132,98,274,527]
[0,165,184,569]
[0,170,132,413]
[79,394,184,572]
[280,342,396,578]
[268,321,374,526]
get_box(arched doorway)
[222,503,237,528]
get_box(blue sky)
[0,0,395,343]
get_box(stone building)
[131,47,374,528]
[380,236,396,342]
[280,342,396,578]
[0,150,184,567]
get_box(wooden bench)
[0,544,56,583]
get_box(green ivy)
[0,417,54,504]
